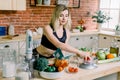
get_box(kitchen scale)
[79,63,97,69]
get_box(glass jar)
[110,38,119,56]
[2,49,16,77]
[8,24,15,36]
[68,55,80,68]
[0,50,3,70]
[15,57,29,80]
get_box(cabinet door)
[13,0,26,10]
[0,0,12,10]
[68,34,98,49]
[83,35,98,49]
[0,0,26,10]
[99,35,114,48]
[68,36,83,49]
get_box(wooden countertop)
[1,61,120,80]
[70,30,120,38]
[0,34,42,43]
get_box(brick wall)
[0,0,99,34]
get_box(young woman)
[33,4,91,61]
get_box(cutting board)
[2,34,19,39]
[98,57,120,64]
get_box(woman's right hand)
[77,51,91,63]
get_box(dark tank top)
[41,25,67,50]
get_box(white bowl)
[39,71,64,79]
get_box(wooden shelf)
[36,4,56,7]
[30,0,80,8]
[35,4,73,8]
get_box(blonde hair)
[50,4,72,31]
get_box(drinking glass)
[68,55,80,68]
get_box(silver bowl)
[79,63,97,69]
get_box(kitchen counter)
[1,61,120,80]
[0,34,41,43]
[0,30,119,43]
[71,30,120,38]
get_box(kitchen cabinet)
[68,34,98,49]
[98,34,120,52]
[0,41,19,61]
[98,34,114,48]
[0,41,26,56]
[0,41,26,63]
[0,0,26,10]
[0,34,41,56]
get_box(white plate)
[39,71,64,79]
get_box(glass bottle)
[91,36,98,64]
[92,36,98,53]
[110,38,119,56]
[15,57,29,80]
[8,24,15,36]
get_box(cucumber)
[98,57,120,64]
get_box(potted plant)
[92,10,111,31]
[37,0,42,5]
[43,0,51,5]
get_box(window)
[99,0,120,30]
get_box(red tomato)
[68,67,78,73]
[74,68,78,72]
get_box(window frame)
[99,0,120,31]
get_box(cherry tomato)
[74,68,78,72]
[58,67,63,72]
[68,67,74,73]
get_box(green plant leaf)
[92,10,112,24]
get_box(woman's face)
[59,10,69,26]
